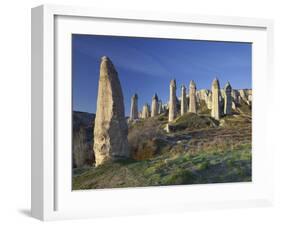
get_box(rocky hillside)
[73,100,251,189]
[72,111,95,168]
[73,111,95,132]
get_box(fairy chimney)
[224,82,232,115]
[211,78,221,120]
[189,80,197,113]
[142,103,150,119]
[93,56,129,166]
[168,79,177,122]
[130,93,138,120]
[181,85,187,115]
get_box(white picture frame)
[31,4,274,221]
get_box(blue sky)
[72,34,252,116]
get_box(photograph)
[71,34,252,190]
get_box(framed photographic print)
[31,4,274,221]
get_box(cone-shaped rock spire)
[151,93,159,117]
[181,85,187,115]
[224,82,232,115]
[168,79,177,122]
[130,93,138,120]
[211,78,221,120]
[189,80,197,113]
[93,56,129,166]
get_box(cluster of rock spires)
[130,78,252,122]
[93,56,252,166]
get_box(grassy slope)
[73,104,252,190]
[73,144,251,189]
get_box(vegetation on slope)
[169,113,219,131]
[73,106,252,189]
[73,144,251,189]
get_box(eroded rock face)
[72,111,95,168]
[162,103,168,113]
[189,80,197,113]
[211,78,221,120]
[232,89,252,105]
[244,89,252,105]
[130,93,138,120]
[73,127,93,168]
[93,56,129,166]
[232,90,240,104]
[239,89,247,102]
[232,101,237,110]
[248,94,252,104]
[142,103,150,119]
[168,80,177,122]
[196,89,209,104]
[207,93,212,110]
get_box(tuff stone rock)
[207,93,212,110]
[130,93,138,120]
[196,89,209,104]
[189,80,197,113]
[158,100,163,114]
[248,94,252,104]
[239,89,247,103]
[232,90,240,104]
[162,103,168,113]
[207,92,212,110]
[93,56,129,166]
[245,89,252,105]
[181,85,187,115]
[211,78,221,120]
[168,79,177,122]
[232,101,237,110]
[219,90,225,114]
[224,82,232,115]
[142,103,150,119]
[151,93,159,117]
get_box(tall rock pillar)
[211,78,221,120]
[130,93,138,120]
[189,80,197,113]
[168,79,177,122]
[158,100,163,114]
[93,56,129,166]
[224,82,232,115]
[151,93,159,117]
[180,85,187,115]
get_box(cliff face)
[178,88,252,112]
[72,111,95,168]
[195,88,252,110]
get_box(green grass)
[73,144,251,190]
[73,102,252,190]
